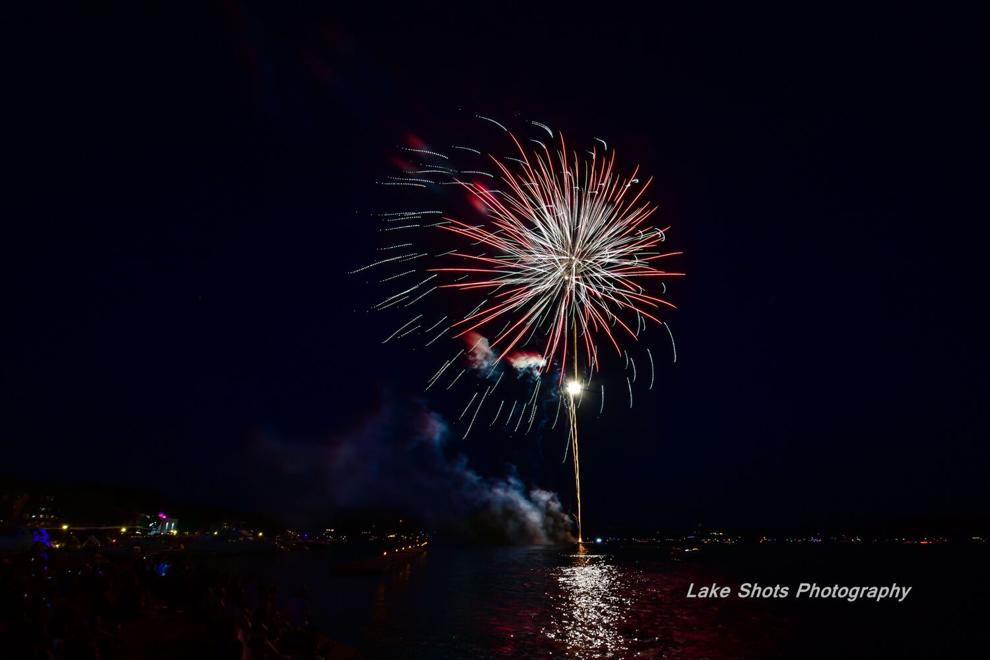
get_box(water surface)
[230,544,990,658]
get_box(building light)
[120,527,127,533]
[61,524,69,530]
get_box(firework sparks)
[355,117,682,542]
[430,134,683,380]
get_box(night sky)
[4,4,987,532]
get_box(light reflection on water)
[356,544,736,658]
[225,543,974,658]
[250,544,781,658]
[543,547,632,657]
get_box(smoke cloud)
[239,392,574,544]
[464,331,496,373]
[463,332,549,383]
[508,350,546,377]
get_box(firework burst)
[353,116,683,541]
[431,131,683,381]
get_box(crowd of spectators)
[0,542,360,659]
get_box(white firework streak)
[525,377,542,434]
[664,321,678,363]
[647,348,655,390]
[424,326,450,346]
[513,402,527,433]
[446,368,466,390]
[504,400,517,428]
[396,324,420,339]
[490,399,505,426]
[551,395,562,430]
[425,358,454,391]
[458,392,479,420]
[423,315,447,333]
[463,386,490,439]
[382,315,422,343]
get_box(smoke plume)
[464,332,549,383]
[239,392,574,544]
[464,331,496,373]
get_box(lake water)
[228,543,990,658]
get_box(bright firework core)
[565,380,583,397]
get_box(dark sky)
[4,3,987,531]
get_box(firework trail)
[353,116,682,542]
